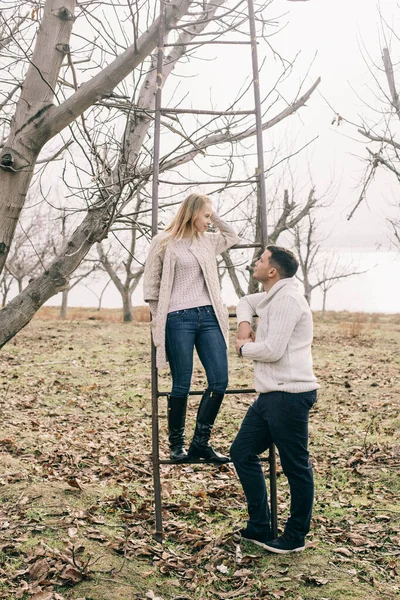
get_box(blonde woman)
[143,193,240,463]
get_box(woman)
[143,193,240,463]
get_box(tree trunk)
[322,288,327,317]
[122,288,133,322]
[60,288,69,319]
[0,206,104,348]
[248,193,263,295]
[0,0,193,274]
[221,251,245,297]
[304,280,312,305]
[0,0,76,273]
[0,0,320,347]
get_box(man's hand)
[237,321,255,341]
[235,337,253,356]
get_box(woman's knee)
[207,374,228,394]
[210,383,228,395]
[171,382,191,397]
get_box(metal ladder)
[150,0,276,542]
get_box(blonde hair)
[160,193,211,250]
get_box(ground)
[0,308,399,600]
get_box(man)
[230,245,319,554]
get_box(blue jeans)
[165,306,228,398]
[230,390,317,540]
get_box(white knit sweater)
[236,278,319,394]
[167,239,211,312]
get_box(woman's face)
[193,202,212,234]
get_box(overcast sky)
[52,0,400,312]
[268,0,399,249]
[159,0,399,250]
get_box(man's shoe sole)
[263,544,305,554]
[241,536,273,550]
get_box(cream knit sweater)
[167,239,211,312]
[143,214,241,369]
[236,278,319,394]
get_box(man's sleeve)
[236,292,265,323]
[241,296,301,362]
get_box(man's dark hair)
[266,245,299,278]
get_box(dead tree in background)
[221,187,319,297]
[293,211,368,308]
[0,0,320,347]
[347,40,400,243]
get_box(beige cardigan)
[143,214,241,368]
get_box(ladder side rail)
[151,0,166,543]
[150,0,277,541]
[247,0,278,539]
[248,0,268,247]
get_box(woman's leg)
[166,310,197,398]
[188,306,229,463]
[165,310,197,460]
[194,306,229,391]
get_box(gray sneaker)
[239,527,273,550]
[263,532,305,554]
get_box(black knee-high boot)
[187,390,229,464]
[168,395,188,462]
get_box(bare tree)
[221,186,319,297]
[5,214,51,294]
[0,269,13,308]
[345,31,400,241]
[51,211,101,319]
[95,191,146,322]
[388,209,400,248]
[96,240,144,323]
[82,278,112,312]
[0,0,320,347]
[293,211,368,308]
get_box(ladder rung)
[159,108,256,116]
[231,242,263,249]
[158,179,258,185]
[164,41,253,46]
[157,388,256,397]
[123,107,255,116]
[157,457,271,465]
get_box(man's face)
[253,249,275,282]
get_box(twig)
[362,414,379,457]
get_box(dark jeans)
[230,390,317,540]
[165,306,228,398]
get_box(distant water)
[309,249,400,314]
[59,249,400,314]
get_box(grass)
[0,307,399,599]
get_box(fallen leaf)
[235,544,243,564]
[60,565,84,583]
[216,564,228,574]
[31,592,53,600]
[66,477,83,490]
[28,558,50,582]
[67,527,78,538]
[233,568,252,577]
[145,591,165,600]
[347,533,369,546]
[335,547,353,557]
